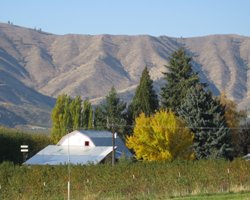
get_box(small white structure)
[25,130,132,165]
[243,153,250,160]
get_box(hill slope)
[0,23,249,127]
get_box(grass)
[172,192,250,200]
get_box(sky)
[1,0,250,37]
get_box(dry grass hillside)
[0,23,249,127]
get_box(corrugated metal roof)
[80,130,113,138]
[25,145,113,165]
[59,130,132,158]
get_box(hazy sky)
[1,0,249,37]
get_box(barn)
[25,130,132,165]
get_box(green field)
[0,159,250,199]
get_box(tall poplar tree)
[87,106,93,129]
[178,85,233,159]
[130,67,158,119]
[70,96,82,130]
[82,99,92,129]
[51,94,72,143]
[161,48,200,112]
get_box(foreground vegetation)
[172,192,250,200]
[0,159,249,199]
[0,127,50,164]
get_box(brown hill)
[0,23,249,127]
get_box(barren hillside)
[0,23,249,127]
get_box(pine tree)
[178,85,233,159]
[130,67,158,119]
[161,48,200,112]
[94,106,106,130]
[95,87,127,138]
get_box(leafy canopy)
[126,110,194,161]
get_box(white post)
[67,132,70,200]
[68,181,70,200]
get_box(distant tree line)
[0,127,50,164]
[51,48,250,160]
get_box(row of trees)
[51,48,249,160]
[51,96,93,143]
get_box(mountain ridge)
[0,23,249,127]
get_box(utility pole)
[112,124,115,166]
[107,117,116,166]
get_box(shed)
[25,130,132,165]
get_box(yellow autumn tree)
[126,110,194,161]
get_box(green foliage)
[178,85,233,159]
[51,94,72,143]
[82,99,93,129]
[88,105,93,129]
[238,122,250,155]
[93,105,106,130]
[51,95,95,143]
[95,87,127,138]
[160,48,200,112]
[0,160,250,199]
[70,95,82,130]
[129,67,159,119]
[0,127,50,164]
[218,93,247,156]
[127,110,194,161]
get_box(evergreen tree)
[130,67,158,119]
[161,48,200,112]
[94,106,106,130]
[70,96,82,130]
[95,87,127,138]
[178,85,233,159]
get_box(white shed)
[25,130,132,165]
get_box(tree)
[217,93,246,155]
[178,85,233,159]
[51,94,72,143]
[70,96,82,130]
[238,122,250,155]
[126,110,194,161]
[95,87,127,138]
[87,106,93,129]
[160,48,200,112]
[94,105,106,130]
[130,67,159,119]
[82,99,92,129]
